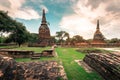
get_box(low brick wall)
[0,49,34,58]
[0,49,55,59]
[0,43,16,46]
[83,53,120,80]
[41,49,55,57]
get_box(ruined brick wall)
[19,61,59,80]
[0,55,25,80]
[83,53,120,80]
[0,55,60,80]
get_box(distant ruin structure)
[28,9,53,47]
[91,20,106,46]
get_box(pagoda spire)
[42,9,47,24]
[97,20,99,30]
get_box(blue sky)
[0,0,120,39]
[16,0,73,34]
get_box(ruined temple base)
[83,53,120,80]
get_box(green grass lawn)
[14,47,103,80]
[0,45,17,49]
[56,47,103,80]
[12,46,50,53]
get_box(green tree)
[28,33,38,43]
[64,32,70,45]
[0,10,30,46]
[0,11,15,43]
[109,38,120,43]
[51,36,57,44]
[0,35,6,43]
[69,35,85,45]
[56,31,69,45]
[86,39,92,43]
[9,22,30,47]
[72,35,84,43]
[0,11,16,32]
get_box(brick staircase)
[31,53,41,60]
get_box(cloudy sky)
[0,0,120,39]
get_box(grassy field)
[0,46,50,53]
[56,47,103,80]
[0,45,17,49]
[13,47,103,80]
[13,47,50,53]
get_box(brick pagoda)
[91,20,106,46]
[38,9,52,46]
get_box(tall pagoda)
[91,20,106,45]
[38,9,52,46]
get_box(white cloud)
[60,14,95,39]
[0,0,41,20]
[59,0,120,39]
[14,8,41,20]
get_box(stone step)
[32,53,41,57]
[31,56,40,60]
[32,55,40,57]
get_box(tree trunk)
[0,32,3,43]
[18,43,21,47]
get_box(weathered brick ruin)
[41,49,55,57]
[19,61,59,80]
[0,49,34,58]
[0,55,24,80]
[0,55,60,80]
[83,53,120,80]
[0,49,55,59]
